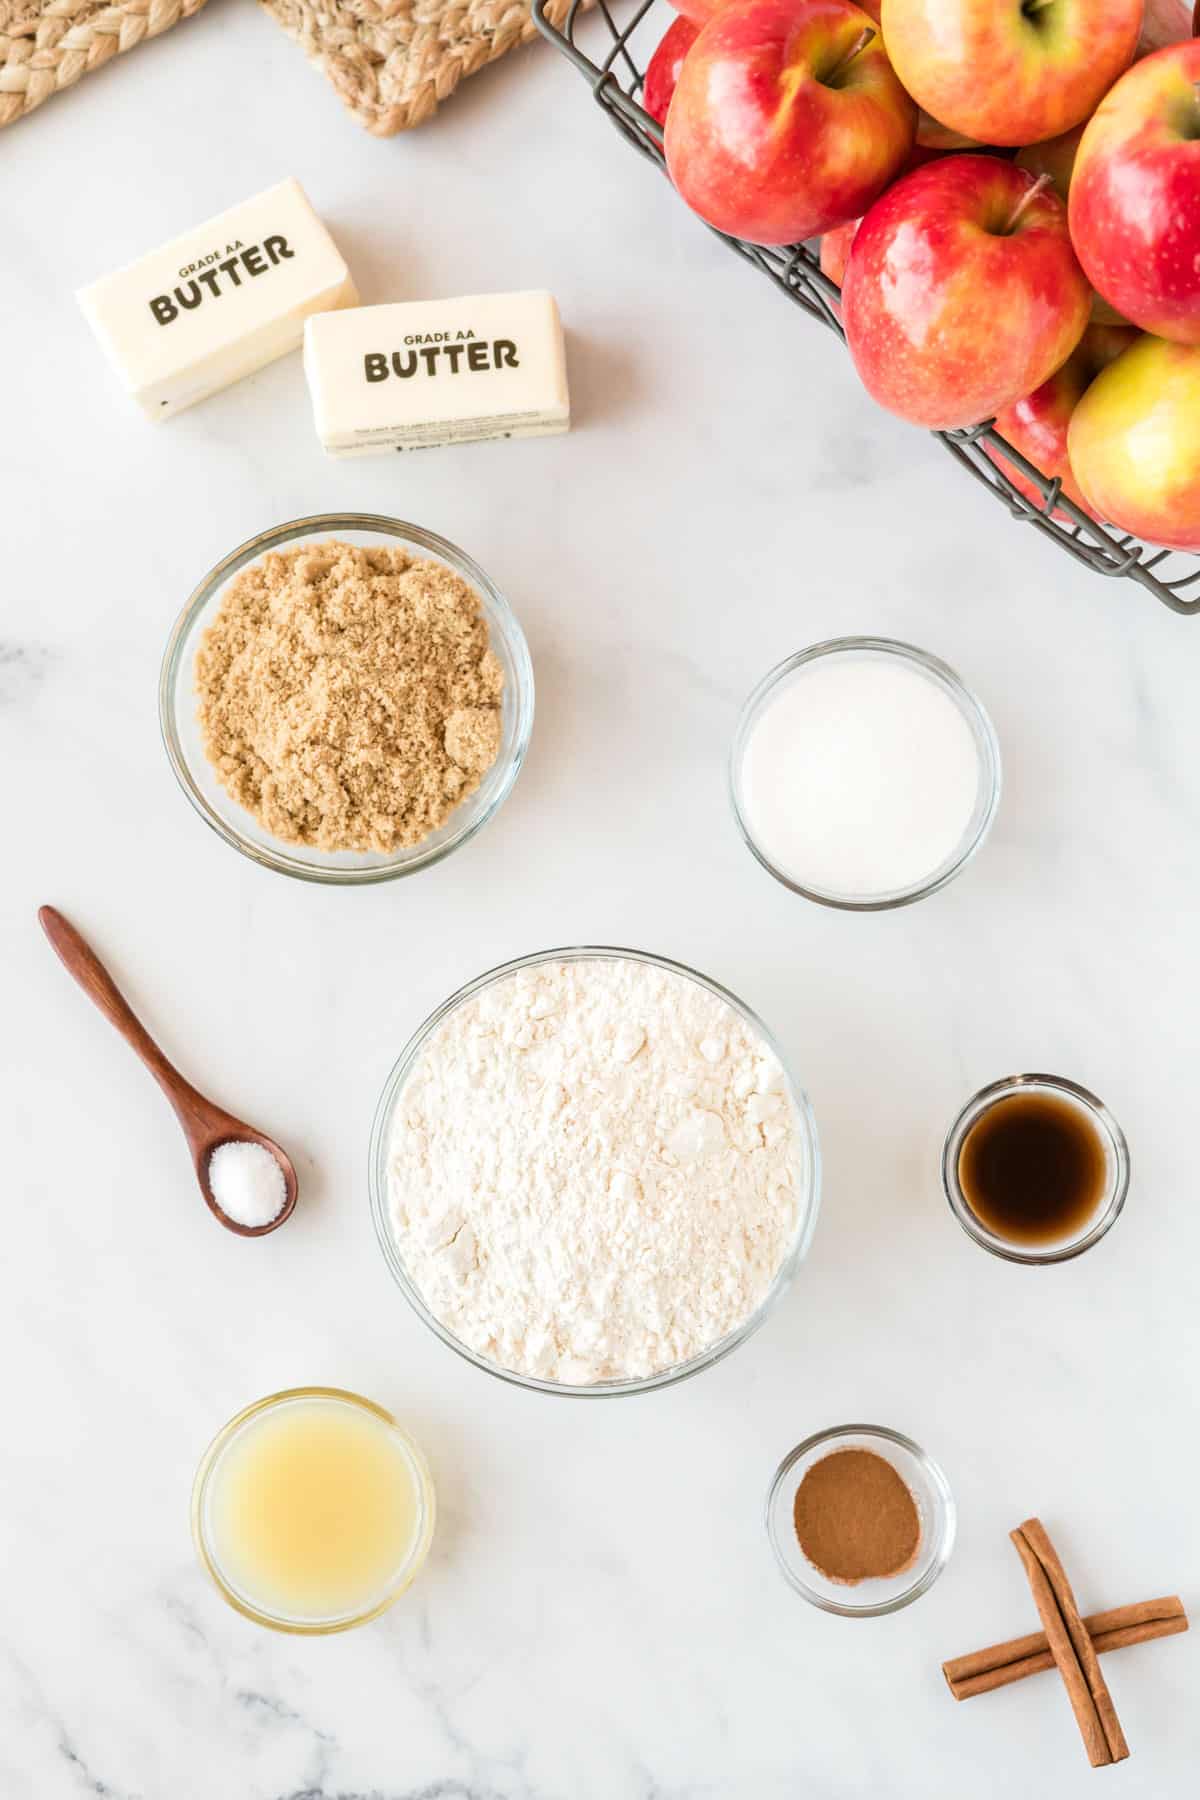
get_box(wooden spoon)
[39,906,297,1238]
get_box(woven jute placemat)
[2,0,575,131]
[0,0,210,127]
[259,0,577,135]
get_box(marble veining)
[0,642,53,706]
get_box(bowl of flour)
[369,948,820,1395]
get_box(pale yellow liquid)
[205,1395,428,1623]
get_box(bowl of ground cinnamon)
[160,514,534,884]
[766,1424,956,1616]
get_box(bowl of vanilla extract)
[942,1074,1130,1265]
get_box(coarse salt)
[208,1141,287,1228]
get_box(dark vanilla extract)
[957,1091,1109,1247]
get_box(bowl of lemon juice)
[191,1387,435,1632]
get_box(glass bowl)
[942,1073,1130,1265]
[191,1386,435,1635]
[766,1424,956,1616]
[369,946,821,1398]
[160,514,534,884]
[729,638,1001,911]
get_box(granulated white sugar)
[740,654,984,898]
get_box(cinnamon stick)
[1022,1518,1130,1764]
[1011,1521,1129,1766]
[944,1596,1188,1701]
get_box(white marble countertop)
[3,5,1198,1794]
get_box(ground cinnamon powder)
[793,1448,921,1584]
[196,539,503,853]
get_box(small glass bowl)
[369,946,821,1398]
[191,1386,435,1634]
[766,1424,956,1616]
[729,637,1001,911]
[942,1073,1130,1264]
[160,514,534,884]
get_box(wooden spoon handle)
[38,906,206,1126]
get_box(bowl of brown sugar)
[766,1424,956,1616]
[160,515,533,884]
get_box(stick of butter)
[303,292,570,455]
[77,178,357,421]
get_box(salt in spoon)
[39,905,297,1237]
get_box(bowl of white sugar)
[730,638,1001,911]
[369,948,820,1396]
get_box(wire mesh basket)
[533,0,1200,616]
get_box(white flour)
[387,956,806,1384]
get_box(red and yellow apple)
[879,0,1142,147]
[1015,124,1129,323]
[820,217,860,285]
[817,143,961,288]
[665,0,884,41]
[664,0,916,246]
[1069,41,1200,344]
[987,322,1137,518]
[643,15,700,124]
[1015,122,1086,199]
[916,109,981,151]
[667,0,722,26]
[1068,336,1200,549]
[841,154,1091,429]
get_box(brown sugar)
[195,539,504,854]
[793,1448,921,1584]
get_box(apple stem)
[824,26,876,84]
[1003,171,1052,234]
